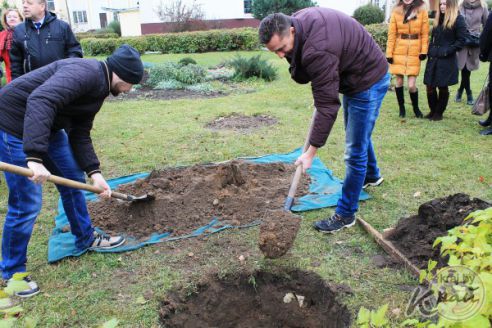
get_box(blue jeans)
[336,73,390,218]
[0,130,95,279]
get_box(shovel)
[0,161,155,203]
[258,107,317,259]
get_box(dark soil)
[88,161,309,240]
[159,269,351,328]
[259,210,301,259]
[206,113,278,132]
[385,193,490,269]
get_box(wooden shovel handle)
[286,106,317,200]
[358,217,421,278]
[0,161,130,201]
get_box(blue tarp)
[48,148,370,262]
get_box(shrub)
[229,55,278,82]
[353,4,385,25]
[146,62,181,88]
[154,80,185,90]
[108,20,121,36]
[175,64,206,84]
[146,62,206,88]
[252,0,318,20]
[80,28,260,55]
[364,23,388,52]
[178,57,197,66]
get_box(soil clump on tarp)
[159,269,351,328]
[88,161,309,240]
[385,193,490,269]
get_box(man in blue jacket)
[0,44,143,297]
[9,0,82,79]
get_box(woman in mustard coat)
[386,0,430,118]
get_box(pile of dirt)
[159,270,351,327]
[259,210,301,259]
[385,193,490,269]
[206,113,278,132]
[88,161,309,240]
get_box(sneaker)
[91,231,125,249]
[313,213,356,234]
[9,276,40,298]
[362,176,384,189]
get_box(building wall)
[120,10,141,36]
[141,0,253,24]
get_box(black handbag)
[464,31,480,47]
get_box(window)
[73,11,88,24]
[47,0,55,11]
[244,0,252,14]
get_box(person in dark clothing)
[259,8,389,233]
[0,44,143,297]
[478,11,492,135]
[424,0,467,120]
[9,0,82,79]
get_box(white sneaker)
[91,232,125,249]
[10,276,40,298]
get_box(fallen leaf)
[135,296,148,305]
[479,176,485,183]
[413,191,421,198]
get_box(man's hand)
[294,145,318,173]
[27,161,51,184]
[91,173,111,199]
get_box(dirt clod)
[258,210,301,259]
[206,113,278,132]
[385,193,490,269]
[159,270,351,328]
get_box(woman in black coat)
[424,0,467,120]
[478,11,492,135]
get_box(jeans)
[0,130,94,279]
[336,73,390,218]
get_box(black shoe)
[480,127,492,135]
[313,213,356,234]
[479,117,492,127]
[363,176,384,189]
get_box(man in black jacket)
[9,0,82,79]
[0,44,143,297]
[478,12,492,135]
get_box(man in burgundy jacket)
[259,8,390,233]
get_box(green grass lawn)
[0,50,490,327]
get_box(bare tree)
[155,0,206,32]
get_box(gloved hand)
[27,161,51,184]
[91,172,112,199]
[386,57,394,64]
[479,53,487,62]
[419,54,427,61]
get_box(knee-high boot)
[426,88,438,119]
[409,90,423,118]
[395,86,406,118]
[431,88,450,121]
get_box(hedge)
[81,28,260,56]
[75,32,119,40]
